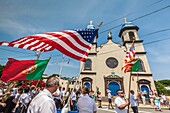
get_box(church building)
[78,20,156,97]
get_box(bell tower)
[119,18,156,94]
[119,18,140,46]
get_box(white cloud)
[147,47,170,63]
[0,18,45,37]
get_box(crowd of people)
[0,77,98,113]
[0,77,170,113]
[137,89,170,111]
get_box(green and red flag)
[1,58,49,82]
[131,60,139,72]
[122,60,139,73]
[122,41,136,73]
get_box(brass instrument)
[2,81,16,102]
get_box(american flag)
[124,45,135,63]
[122,44,135,73]
[122,62,133,73]
[0,29,98,62]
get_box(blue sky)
[0,0,170,80]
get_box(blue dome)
[119,21,139,37]
[121,22,135,29]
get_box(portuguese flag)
[131,60,139,72]
[1,58,49,82]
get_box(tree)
[154,81,169,94]
[158,80,170,87]
[0,64,5,77]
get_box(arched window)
[84,59,92,70]
[129,32,135,41]
[138,59,145,72]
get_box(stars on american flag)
[75,29,97,43]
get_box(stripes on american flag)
[0,29,98,62]
[122,62,133,73]
[124,45,135,63]
[122,44,135,73]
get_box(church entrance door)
[141,85,149,98]
[84,82,91,89]
[108,82,120,96]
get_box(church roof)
[119,21,139,37]
[121,22,135,29]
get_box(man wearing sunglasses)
[114,89,129,113]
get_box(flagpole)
[137,72,139,91]
[136,57,140,104]
[35,55,51,88]
[36,51,41,60]
[127,71,132,113]
[35,51,41,87]
[59,54,65,83]
[127,40,135,113]
[137,56,139,93]
[63,62,85,112]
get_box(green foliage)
[0,64,5,77]
[154,81,169,95]
[158,80,170,87]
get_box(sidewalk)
[96,101,170,110]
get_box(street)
[97,106,170,113]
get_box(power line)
[97,28,170,47]
[1,30,169,61]
[100,5,170,34]
[130,5,170,22]
[1,13,169,57]
[97,37,170,55]
[102,0,165,26]
[144,37,170,45]
[141,28,170,37]
[0,38,169,65]
[50,37,170,62]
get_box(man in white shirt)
[77,86,97,113]
[114,89,129,113]
[27,76,59,113]
[130,90,138,113]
